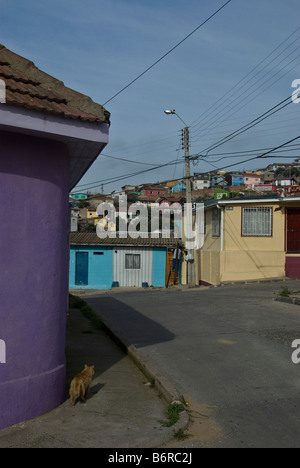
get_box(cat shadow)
[77,382,105,405]
[64,382,105,404]
[89,382,105,399]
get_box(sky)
[1,0,300,194]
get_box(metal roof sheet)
[70,232,181,248]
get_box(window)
[125,254,141,270]
[212,208,220,237]
[242,207,272,237]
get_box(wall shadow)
[84,295,176,349]
[64,296,175,403]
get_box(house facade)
[69,232,182,289]
[0,45,110,430]
[230,173,245,186]
[193,174,210,190]
[274,177,297,188]
[193,197,300,286]
[243,172,261,188]
[210,175,228,188]
[70,193,89,201]
[171,182,186,193]
[141,185,168,197]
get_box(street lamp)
[164,109,191,205]
[164,109,194,286]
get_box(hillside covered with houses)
[70,159,300,232]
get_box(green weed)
[160,403,185,427]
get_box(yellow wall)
[197,203,287,285]
[197,208,221,285]
[223,204,284,252]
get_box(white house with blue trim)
[69,232,182,289]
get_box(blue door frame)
[75,252,89,285]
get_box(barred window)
[125,254,141,270]
[242,207,272,237]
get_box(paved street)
[80,279,300,448]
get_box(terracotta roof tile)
[0,44,110,124]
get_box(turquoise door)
[75,252,89,285]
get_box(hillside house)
[141,185,168,197]
[122,185,140,194]
[274,177,297,188]
[193,174,210,190]
[210,175,228,188]
[227,173,244,187]
[0,44,110,430]
[243,173,261,188]
[70,193,89,201]
[171,182,186,193]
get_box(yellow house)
[166,180,179,189]
[80,208,100,219]
[194,196,300,285]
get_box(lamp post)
[164,109,194,286]
[164,110,191,205]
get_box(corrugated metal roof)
[70,232,181,248]
[0,44,110,124]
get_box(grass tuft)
[160,403,185,427]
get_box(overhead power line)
[101,153,160,166]
[190,25,300,133]
[102,0,233,106]
[196,95,293,156]
[200,135,300,174]
[73,157,185,191]
[72,136,300,193]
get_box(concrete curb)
[98,314,190,437]
[213,277,293,288]
[276,296,300,306]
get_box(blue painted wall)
[172,183,186,193]
[70,246,180,289]
[69,246,113,289]
[152,248,167,287]
[232,176,244,186]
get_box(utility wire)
[191,53,300,143]
[197,95,292,156]
[101,153,160,166]
[102,0,232,106]
[200,135,300,174]
[74,93,296,193]
[73,158,185,191]
[72,137,300,192]
[190,25,300,130]
[195,143,300,159]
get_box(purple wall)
[0,130,70,430]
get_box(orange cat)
[69,365,95,406]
